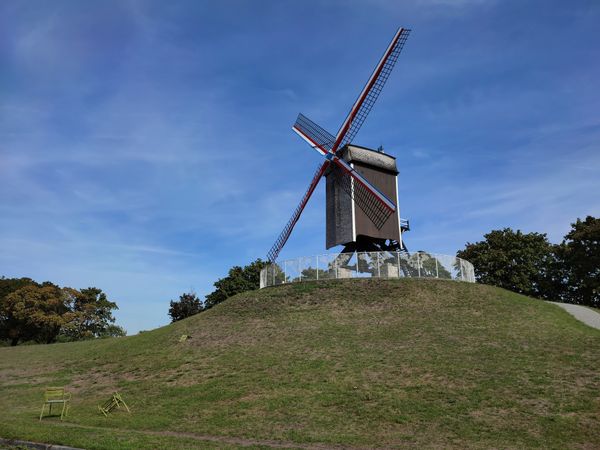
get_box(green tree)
[1,277,125,345]
[168,292,203,322]
[204,259,267,309]
[98,324,127,338]
[264,263,287,285]
[1,284,70,346]
[457,228,556,298]
[0,277,36,300]
[301,267,329,280]
[559,216,600,307]
[0,277,38,345]
[61,287,120,340]
[418,252,453,279]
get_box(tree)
[204,259,267,309]
[0,277,38,345]
[0,277,36,300]
[169,292,203,322]
[418,252,452,279]
[1,277,125,345]
[98,324,127,338]
[457,228,556,298]
[301,267,329,280]
[61,287,120,340]
[559,216,600,307]
[1,284,70,346]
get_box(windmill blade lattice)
[334,28,411,152]
[293,113,336,153]
[267,161,330,263]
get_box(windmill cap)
[339,144,399,174]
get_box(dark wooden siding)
[352,161,400,242]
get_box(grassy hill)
[1,279,599,449]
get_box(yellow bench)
[98,392,130,417]
[40,387,71,421]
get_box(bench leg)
[39,403,46,421]
[115,394,130,413]
[98,405,108,417]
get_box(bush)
[168,292,203,322]
[204,259,266,309]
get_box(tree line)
[457,216,599,307]
[0,277,125,346]
[7,216,595,344]
[168,259,266,322]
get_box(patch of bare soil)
[68,366,140,395]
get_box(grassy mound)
[1,279,599,449]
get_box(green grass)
[1,279,599,449]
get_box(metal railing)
[260,251,475,288]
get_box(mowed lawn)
[1,279,599,449]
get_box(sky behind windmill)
[1,0,599,333]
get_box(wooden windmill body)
[326,145,405,252]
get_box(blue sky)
[1,0,599,333]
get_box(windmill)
[267,27,411,264]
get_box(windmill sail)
[267,161,330,263]
[333,28,411,153]
[293,113,336,153]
